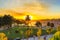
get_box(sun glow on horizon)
[0,0,60,20]
[23,15,33,20]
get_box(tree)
[0,17,3,28]
[35,21,42,27]
[15,20,24,24]
[3,15,13,28]
[50,23,54,28]
[25,15,31,26]
[25,15,30,21]
[47,22,50,26]
[46,22,52,35]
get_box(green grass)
[0,26,57,39]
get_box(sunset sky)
[0,0,60,20]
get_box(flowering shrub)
[49,31,60,40]
[57,26,60,31]
[0,33,8,40]
[25,29,32,38]
[37,28,42,37]
[46,28,52,34]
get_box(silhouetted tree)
[50,23,54,28]
[25,15,31,26]
[15,20,24,24]
[0,17,3,28]
[25,15,30,21]
[35,21,42,27]
[47,22,50,26]
[3,15,13,28]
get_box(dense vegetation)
[0,26,56,40]
[0,15,56,40]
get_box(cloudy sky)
[0,0,60,20]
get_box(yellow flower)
[25,29,32,37]
[57,26,60,31]
[0,33,8,40]
[46,28,52,34]
[37,28,42,37]
[49,31,60,40]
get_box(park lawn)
[0,26,57,39]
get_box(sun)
[29,15,33,20]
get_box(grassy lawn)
[0,26,57,39]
